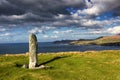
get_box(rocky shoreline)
[100,42,120,46]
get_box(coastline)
[1,50,120,56]
[70,35,120,46]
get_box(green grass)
[0,50,120,80]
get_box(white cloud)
[0,28,7,32]
[82,5,103,16]
[29,26,57,34]
[88,26,120,35]
[88,30,104,34]
[82,20,101,27]
[55,14,67,19]
[107,26,120,34]
[0,33,13,37]
[0,12,39,21]
[63,30,73,33]
[50,8,120,29]
[51,35,58,38]
[43,35,49,38]
[42,26,56,30]
[53,30,73,34]
[72,0,120,16]
[29,27,42,34]
[42,35,58,39]
[53,31,59,34]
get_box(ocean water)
[0,42,120,54]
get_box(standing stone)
[29,33,38,69]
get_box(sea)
[0,42,120,54]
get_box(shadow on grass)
[38,55,70,66]
[15,63,23,67]
[15,55,70,68]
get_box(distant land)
[53,40,76,44]
[53,39,95,44]
[53,34,120,46]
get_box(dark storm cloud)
[0,0,120,29]
[0,0,85,23]
[0,0,25,15]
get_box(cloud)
[43,35,49,38]
[0,0,85,19]
[81,19,101,27]
[83,0,120,16]
[28,26,56,34]
[0,12,42,23]
[51,35,58,38]
[53,30,73,34]
[0,32,13,37]
[0,0,120,33]
[0,28,7,32]
[43,35,58,39]
[107,26,120,34]
[28,27,43,34]
[0,0,85,28]
[88,26,120,35]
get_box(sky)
[0,0,120,43]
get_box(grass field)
[0,50,120,80]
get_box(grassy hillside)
[70,35,120,45]
[0,50,120,80]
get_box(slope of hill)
[70,35,120,46]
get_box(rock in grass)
[22,64,28,69]
[29,33,38,69]
[33,65,52,69]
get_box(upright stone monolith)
[29,33,38,69]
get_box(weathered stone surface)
[31,65,52,69]
[22,64,28,69]
[29,33,38,69]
